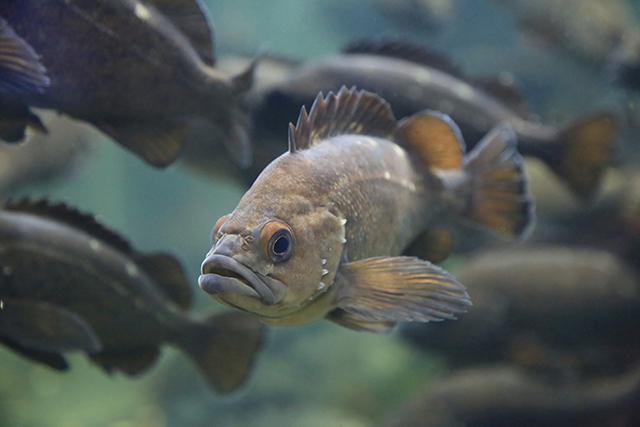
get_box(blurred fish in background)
[188,39,618,200]
[0,0,255,168]
[0,199,266,394]
[0,111,95,197]
[379,365,640,427]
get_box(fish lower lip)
[198,274,261,299]
[200,254,279,305]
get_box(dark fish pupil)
[273,235,289,255]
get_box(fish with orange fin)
[255,39,617,199]
[199,86,535,332]
[0,199,265,393]
[0,0,254,168]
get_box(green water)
[1,0,636,426]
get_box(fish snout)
[210,234,243,258]
[199,254,284,305]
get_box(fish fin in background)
[395,110,466,169]
[402,229,454,264]
[288,86,397,152]
[177,311,266,394]
[0,17,50,93]
[470,77,533,118]
[223,104,253,169]
[326,308,396,333]
[91,119,188,168]
[334,256,471,328]
[90,347,160,376]
[0,299,103,353]
[143,0,216,66]
[461,122,534,239]
[0,103,47,142]
[132,253,192,309]
[0,336,69,371]
[341,38,463,78]
[545,113,617,200]
[5,198,133,253]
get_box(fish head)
[199,192,346,319]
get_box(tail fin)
[177,310,266,394]
[462,122,535,240]
[548,113,617,200]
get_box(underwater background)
[1,0,639,426]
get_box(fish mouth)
[198,254,286,305]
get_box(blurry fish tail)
[461,122,535,240]
[547,113,617,200]
[176,310,266,394]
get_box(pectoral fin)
[335,256,471,328]
[0,299,102,353]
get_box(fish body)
[381,365,640,427]
[254,41,617,199]
[0,0,253,167]
[199,87,534,332]
[401,246,640,374]
[0,199,265,393]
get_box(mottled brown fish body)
[200,87,534,332]
[0,0,251,167]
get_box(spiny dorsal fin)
[132,253,192,309]
[395,110,466,170]
[0,17,50,93]
[288,86,397,153]
[143,0,216,66]
[5,198,133,254]
[342,38,463,78]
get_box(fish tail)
[460,122,535,240]
[546,113,617,200]
[176,310,266,394]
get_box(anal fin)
[91,119,188,167]
[326,308,396,333]
[335,256,471,330]
[403,229,454,264]
[90,347,160,376]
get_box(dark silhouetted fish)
[380,365,640,427]
[198,87,534,332]
[0,199,265,393]
[401,246,640,375]
[252,40,617,199]
[0,0,254,168]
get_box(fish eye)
[212,215,228,238]
[260,221,294,263]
